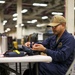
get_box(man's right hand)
[24,42,31,47]
[24,42,34,48]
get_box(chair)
[66,49,75,75]
[66,59,75,75]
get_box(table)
[0,55,52,75]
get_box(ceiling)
[0,0,65,32]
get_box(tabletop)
[0,55,52,63]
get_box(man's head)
[48,15,66,36]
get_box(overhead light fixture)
[31,19,37,23]
[27,19,37,23]
[3,20,7,25]
[21,9,28,13]
[42,16,48,19]
[52,12,63,15]
[5,30,8,32]
[15,25,18,28]
[5,28,11,33]
[21,24,24,26]
[13,9,28,17]
[13,18,17,21]
[13,13,18,17]
[0,1,5,3]
[74,7,75,10]
[33,3,47,7]
[7,28,11,31]
[36,24,46,27]
[27,21,30,23]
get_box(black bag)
[22,46,40,55]
[4,50,26,57]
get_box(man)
[24,15,75,75]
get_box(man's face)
[52,24,63,36]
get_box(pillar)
[65,0,74,35]
[16,0,22,39]
[0,10,4,33]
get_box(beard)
[53,30,61,37]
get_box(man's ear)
[62,23,66,27]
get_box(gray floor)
[9,62,28,75]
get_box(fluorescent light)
[27,19,37,23]
[21,9,28,13]
[5,30,8,32]
[7,28,11,31]
[13,9,28,17]
[33,3,47,7]
[4,20,7,23]
[15,25,18,28]
[52,12,63,15]
[3,20,7,25]
[74,7,75,10]
[31,20,37,23]
[13,13,18,17]
[27,21,31,23]
[13,18,17,21]
[36,24,46,27]
[42,16,48,19]
[21,24,24,26]
[0,1,5,3]
[5,28,11,32]
[41,4,47,6]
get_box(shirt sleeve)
[41,37,52,49]
[44,36,75,62]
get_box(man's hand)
[32,44,46,52]
[24,42,34,48]
[24,42,31,47]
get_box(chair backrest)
[65,48,75,75]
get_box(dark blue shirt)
[41,30,75,73]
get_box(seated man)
[23,15,75,75]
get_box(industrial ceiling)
[0,0,65,32]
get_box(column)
[65,0,74,35]
[74,0,75,33]
[16,0,22,39]
[0,10,4,33]
[0,10,4,53]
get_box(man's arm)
[45,37,75,62]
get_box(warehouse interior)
[0,0,74,75]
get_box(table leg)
[15,63,18,75]
[0,63,20,75]
[29,63,32,75]
[35,63,39,75]
[19,63,22,75]
[28,63,39,75]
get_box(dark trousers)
[23,62,66,75]
[23,63,36,75]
